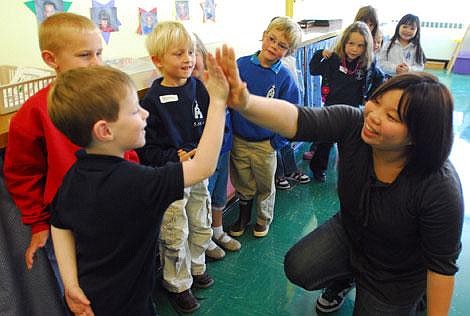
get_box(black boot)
[229,199,253,237]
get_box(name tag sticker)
[339,65,348,74]
[159,94,179,103]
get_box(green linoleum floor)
[155,70,470,315]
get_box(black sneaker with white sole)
[315,284,354,313]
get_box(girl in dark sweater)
[309,21,384,182]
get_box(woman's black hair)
[369,72,454,175]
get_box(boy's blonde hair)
[266,16,302,56]
[48,66,134,147]
[333,21,373,69]
[193,33,208,70]
[39,12,98,52]
[145,21,194,59]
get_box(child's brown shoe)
[192,271,214,289]
[205,241,226,260]
[253,223,269,237]
[167,289,200,313]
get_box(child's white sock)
[213,226,232,243]
[213,226,224,239]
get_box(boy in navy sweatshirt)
[137,21,212,313]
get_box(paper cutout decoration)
[25,0,71,23]
[91,0,121,44]
[200,0,215,23]
[175,0,189,21]
[137,8,157,35]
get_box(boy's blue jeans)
[284,214,421,316]
[44,236,64,296]
[275,144,297,179]
[208,151,229,210]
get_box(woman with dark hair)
[218,45,463,315]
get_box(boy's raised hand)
[322,49,332,59]
[203,50,229,104]
[216,45,250,111]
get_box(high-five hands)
[215,45,250,111]
[203,48,230,103]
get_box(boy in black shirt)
[49,61,228,315]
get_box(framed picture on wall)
[201,0,215,23]
[34,0,64,22]
[91,6,119,32]
[138,9,158,35]
[175,0,189,21]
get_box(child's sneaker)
[253,223,270,237]
[276,177,291,190]
[286,171,311,184]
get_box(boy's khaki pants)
[230,136,276,227]
[160,179,212,293]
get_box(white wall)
[0,0,283,69]
[2,0,466,69]
[292,0,468,60]
[293,0,467,28]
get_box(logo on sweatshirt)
[193,100,204,127]
[266,85,275,98]
[355,69,365,80]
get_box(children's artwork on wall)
[24,0,70,23]
[175,0,189,21]
[34,0,64,21]
[90,0,121,44]
[137,8,157,35]
[200,0,215,23]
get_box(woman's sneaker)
[276,177,291,190]
[315,285,353,313]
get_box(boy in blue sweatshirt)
[229,16,302,238]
